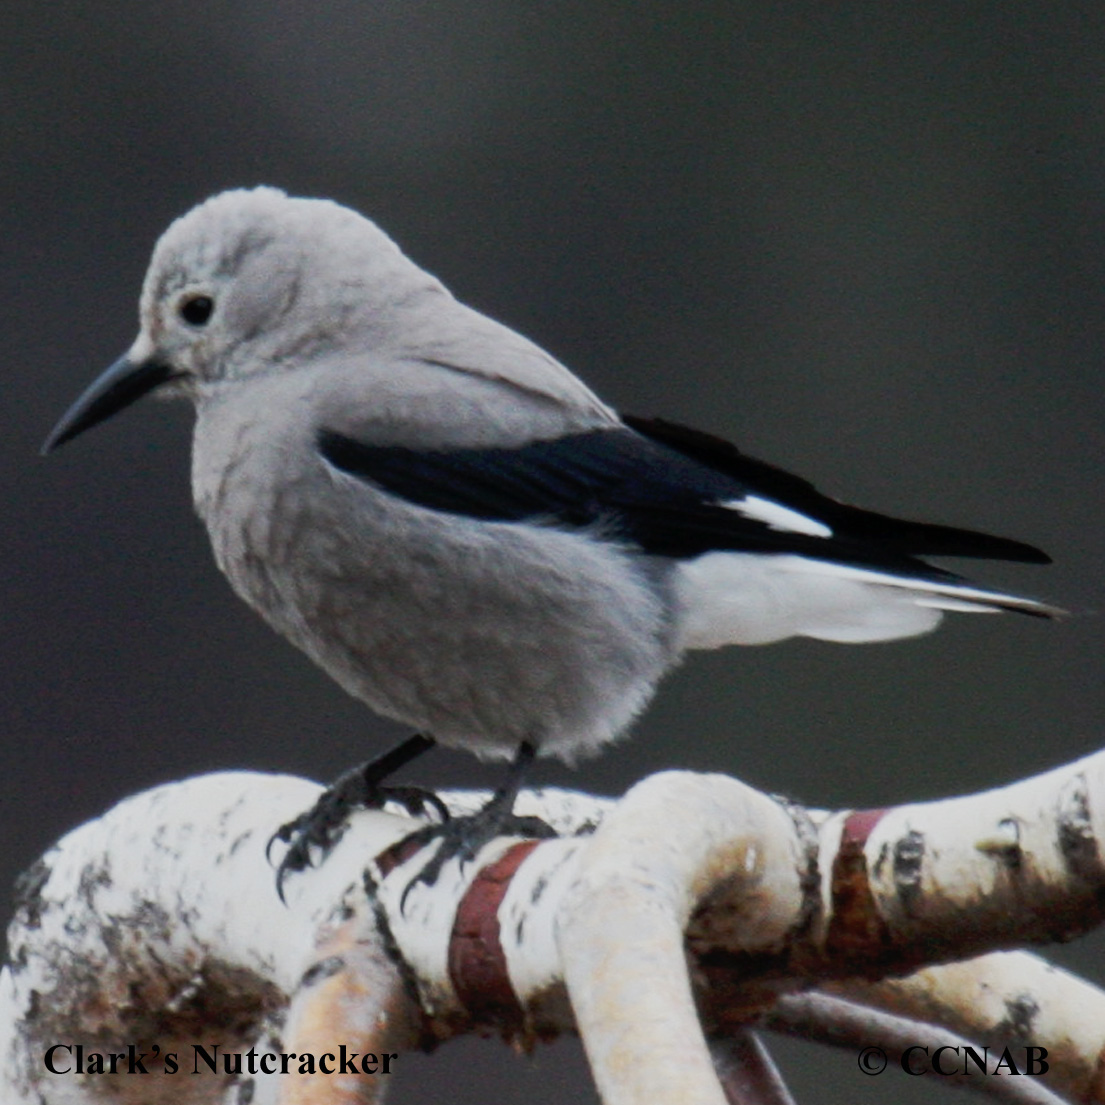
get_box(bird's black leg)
[398,740,557,907]
[270,732,443,901]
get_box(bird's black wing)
[320,424,752,558]
[317,418,1049,573]
[623,415,1051,563]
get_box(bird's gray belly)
[206,470,676,762]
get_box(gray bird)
[44,187,1060,888]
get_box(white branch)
[824,952,1105,1103]
[768,990,1068,1105]
[4,748,1105,1104]
[554,772,805,1105]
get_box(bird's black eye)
[179,294,214,326]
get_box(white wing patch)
[722,494,832,538]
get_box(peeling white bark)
[3,752,1105,1105]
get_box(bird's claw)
[269,772,449,903]
[397,811,556,914]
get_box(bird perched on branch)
[44,187,1060,893]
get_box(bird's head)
[42,186,440,453]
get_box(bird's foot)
[394,741,553,910]
[397,802,557,911]
[269,734,440,902]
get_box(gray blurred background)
[3,3,1104,1102]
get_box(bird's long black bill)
[42,353,173,454]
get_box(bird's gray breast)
[190,387,677,762]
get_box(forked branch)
[3,748,1104,1104]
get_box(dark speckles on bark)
[76,859,113,912]
[151,821,186,859]
[98,899,175,963]
[299,955,345,988]
[529,874,549,906]
[362,870,422,1009]
[12,859,52,930]
[997,992,1040,1042]
[7,943,29,974]
[217,795,251,835]
[1057,774,1103,882]
[779,796,822,938]
[892,830,925,909]
[227,829,255,859]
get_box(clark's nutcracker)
[44,187,1060,890]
